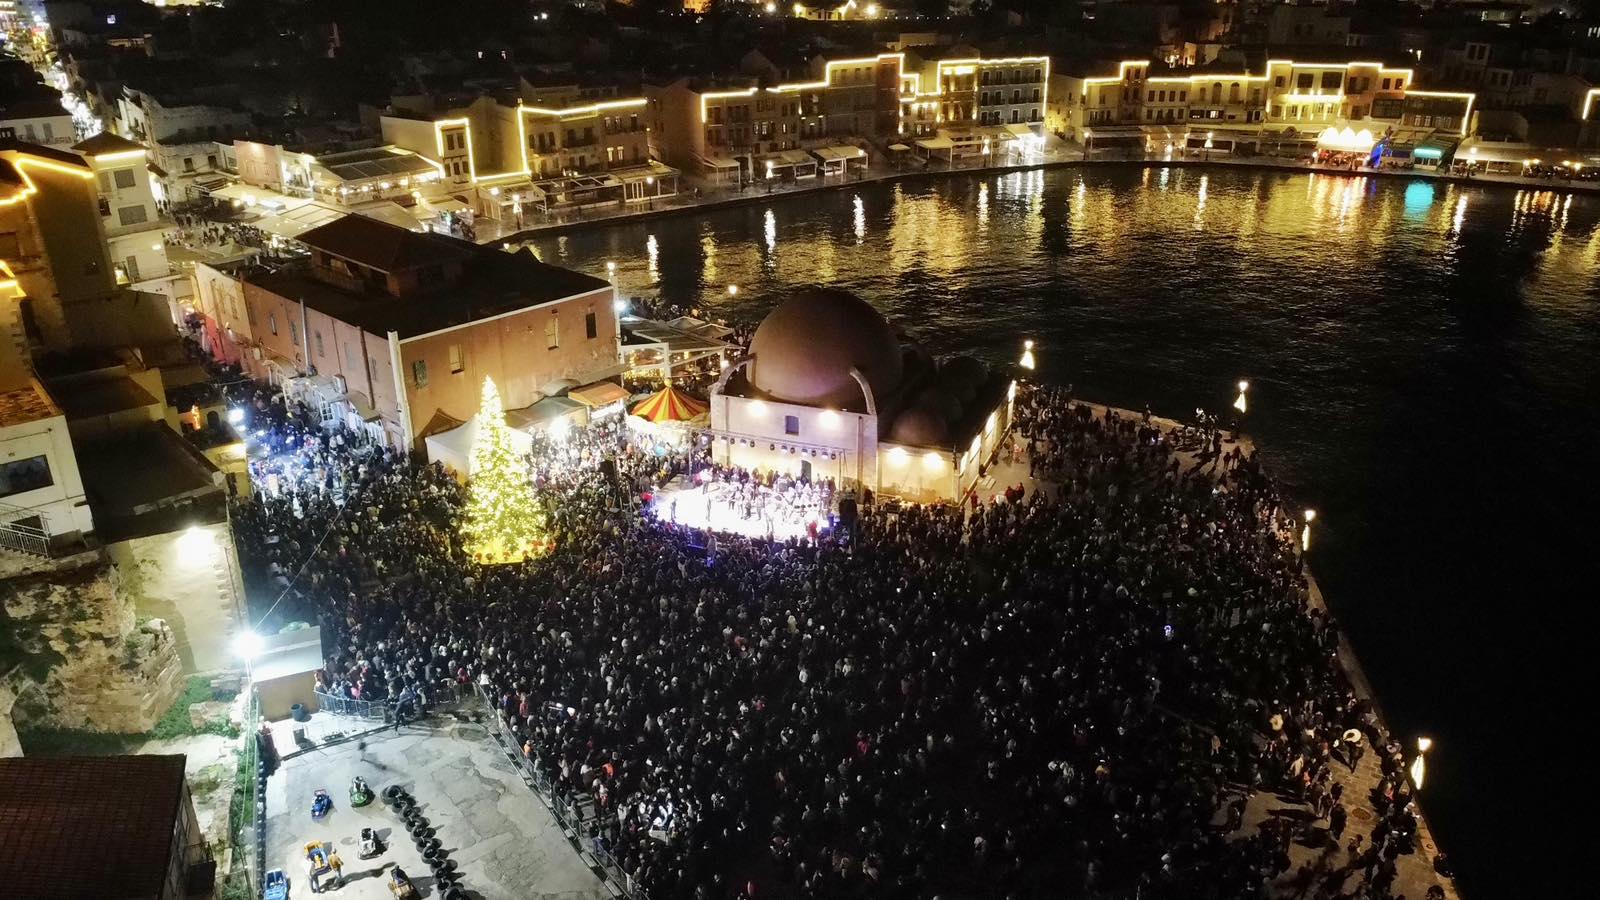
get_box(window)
[585,311,598,339]
[784,415,800,436]
[1297,73,1315,89]
[314,331,324,358]
[289,320,298,346]
[97,170,112,192]
[42,122,53,142]
[269,312,278,335]
[113,168,136,189]
[412,360,429,387]
[117,205,148,226]
[449,344,464,374]
[0,454,53,499]
[0,231,19,258]
[545,316,559,350]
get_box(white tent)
[424,413,534,478]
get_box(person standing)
[1329,803,1348,842]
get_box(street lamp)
[1301,509,1316,552]
[1411,736,1433,789]
[1234,380,1249,414]
[606,260,617,280]
[233,629,264,685]
[727,284,739,297]
[1019,339,1035,371]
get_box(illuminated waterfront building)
[710,289,1013,503]
[646,49,1049,181]
[1051,57,1475,161]
[380,88,680,229]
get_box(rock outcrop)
[1,549,184,737]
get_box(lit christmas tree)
[462,376,547,563]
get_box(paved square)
[264,716,608,900]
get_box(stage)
[646,482,833,542]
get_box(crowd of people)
[228,372,1435,900]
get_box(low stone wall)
[0,549,184,735]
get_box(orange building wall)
[398,286,616,441]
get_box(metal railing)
[0,507,52,557]
[474,684,643,899]
[312,690,390,721]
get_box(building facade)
[231,215,619,448]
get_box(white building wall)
[0,409,94,537]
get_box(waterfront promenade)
[981,399,1460,900]
[485,140,1597,245]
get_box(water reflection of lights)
[977,181,989,230]
[853,195,865,243]
[646,234,659,281]
[764,208,777,252]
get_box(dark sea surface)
[530,166,1600,896]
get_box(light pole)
[1301,509,1316,552]
[1019,339,1036,371]
[1410,736,1433,789]
[1234,380,1249,414]
[727,284,739,297]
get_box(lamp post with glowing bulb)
[233,628,264,686]
[727,284,739,297]
[605,260,616,280]
[1410,736,1433,790]
[1019,339,1036,371]
[1234,380,1249,414]
[1301,509,1316,552]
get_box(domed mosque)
[710,288,1017,502]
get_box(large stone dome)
[747,288,904,409]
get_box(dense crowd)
[230,376,1430,900]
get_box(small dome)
[939,355,988,386]
[748,288,904,409]
[914,385,963,423]
[889,407,950,446]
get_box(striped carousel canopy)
[630,384,708,423]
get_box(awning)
[887,143,911,152]
[569,381,631,408]
[916,137,954,150]
[613,159,679,183]
[253,202,346,240]
[813,145,866,162]
[354,202,426,232]
[424,197,469,213]
[1004,123,1037,139]
[1456,139,1542,165]
[1413,137,1459,162]
[700,156,740,170]
[507,396,586,430]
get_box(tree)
[461,377,548,563]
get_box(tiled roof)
[0,755,188,900]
